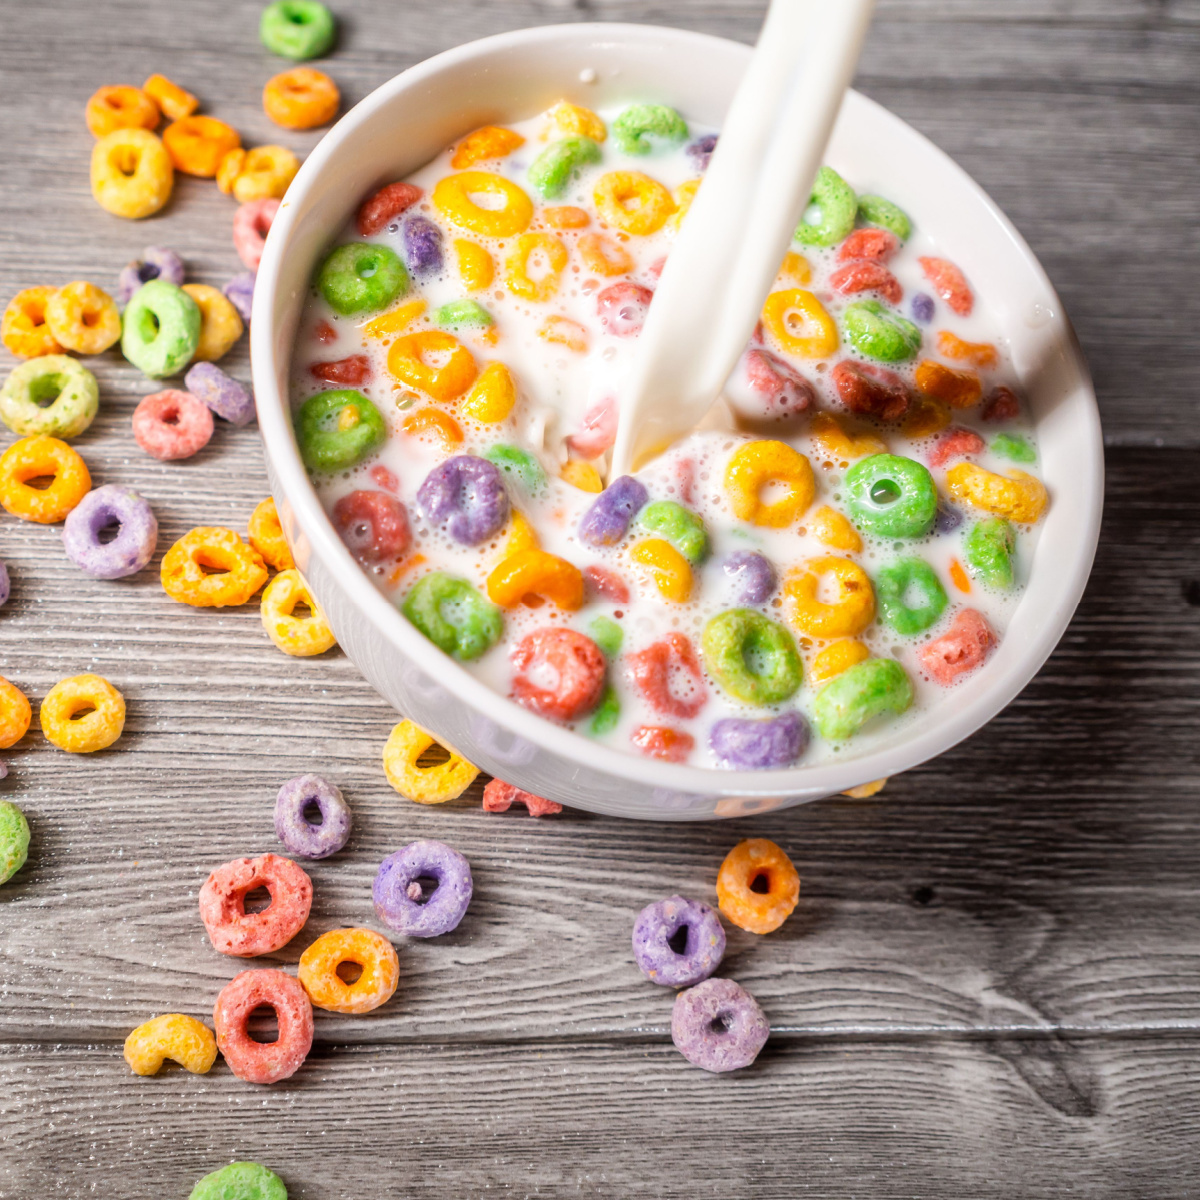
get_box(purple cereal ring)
[577,475,648,547]
[274,773,352,859]
[184,361,256,427]
[0,558,9,607]
[61,485,158,579]
[403,217,444,277]
[224,272,256,324]
[687,134,718,173]
[132,389,214,460]
[671,977,770,1073]
[935,499,963,533]
[632,895,725,987]
[721,550,776,605]
[117,246,185,304]
[911,293,935,324]
[416,455,509,546]
[373,839,472,938]
[709,710,809,770]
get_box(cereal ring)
[261,569,336,656]
[190,1163,287,1200]
[915,359,982,409]
[142,74,197,121]
[794,166,856,245]
[629,538,692,603]
[39,674,125,753]
[0,356,98,438]
[374,840,473,937]
[264,67,339,130]
[808,504,862,552]
[311,354,371,386]
[667,178,700,231]
[566,395,617,459]
[62,485,157,579]
[827,363,907,425]
[724,439,815,528]
[842,299,921,362]
[275,773,352,859]
[0,435,91,524]
[964,518,1017,588]
[416,455,509,545]
[761,289,838,358]
[919,256,973,317]
[505,233,568,302]
[590,686,621,736]
[844,454,938,539]
[0,801,30,885]
[597,281,654,338]
[936,330,998,369]
[90,128,173,219]
[633,896,725,987]
[1,286,63,358]
[784,556,875,639]
[702,609,803,705]
[734,348,815,417]
[161,527,268,607]
[721,550,776,605]
[540,315,589,352]
[260,0,336,58]
[436,298,492,332]
[927,427,984,469]
[857,193,912,240]
[357,181,423,236]
[578,233,633,276]
[829,259,902,305]
[453,238,494,291]
[123,1014,216,1076]
[543,205,589,229]
[382,721,480,802]
[404,406,464,449]
[578,476,648,547]
[593,171,674,236]
[838,228,900,263]
[561,458,602,490]
[709,711,809,770]
[213,969,314,1085]
[528,136,602,199]
[246,498,293,572]
[451,125,525,169]
[234,199,280,272]
[163,115,240,177]
[228,145,300,202]
[402,572,503,661]
[299,928,399,1013]
[43,281,120,355]
[875,557,948,635]
[459,361,516,424]
[132,389,214,460]
[185,361,255,426]
[612,104,688,155]
[200,854,312,956]
[688,133,718,172]
[672,978,770,1073]
[991,433,1036,464]
[584,564,630,604]
[294,390,386,473]
[946,463,1048,523]
[502,510,541,557]
[333,490,411,564]
[317,242,408,316]
[636,500,708,564]
[224,272,256,323]
[549,101,607,142]
[631,724,694,762]
[812,657,914,740]
[809,638,870,684]
[388,329,476,401]
[900,393,952,439]
[121,280,201,377]
[919,608,996,685]
[481,779,562,817]
[433,171,533,239]
[487,549,584,611]
[181,284,244,362]
[716,838,799,934]
[982,385,1022,423]
[85,85,159,138]
[911,293,935,324]
[0,678,32,749]
[117,246,185,303]
[484,444,545,492]
[511,627,605,722]
[627,634,706,719]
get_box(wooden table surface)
[1,0,1198,1196]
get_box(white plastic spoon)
[608,0,876,476]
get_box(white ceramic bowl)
[252,22,1103,821]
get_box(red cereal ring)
[132,389,214,460]
[830,360,910,422]
[829,260,902,305]
[510,627,605,722]
[837,228,899,263]
[481,778,562,816]
[742,348,815,414]
[919,608,996,685]
[332,489,411,564]
[198,853,313,956]
[583,565,630,604]
[213,968,314,1085]
[369,463,399,492]
[596,281,654,338]
[630,724,694,763]
[357,181,423,237]
[310,354,372,385]
[927,427,984,469]
[982,385,1021,423]
[626,633,706,719]
[313,319,338,344]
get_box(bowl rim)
[253,20,1105,800]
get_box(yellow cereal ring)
[215,148,246,195]
[559,459,602,492]
[90,128,173,219]
[667,178,700,232]
[505,233,568,302]
[761,288,838,358]
[780,251,813,284]
[501,510,540,556]
[809,504,862,552]
[914,358,982,409]
[946,463,1049,523]
[724,439,815,528]
[163,115,240,177]
[263,68,339,131]
[248,497,294,571]
[43,281,121,355]
[142,74,198,121]
[228,145,300,202]
[808,411,886,463]
[784,556,875,639]
[299,928,400,1014]
[0,677,33,749]
[432,172,533,239]
[549,101,606,142]
[578,233,632,277]
[383,719,479,804]
[39,673,125,754]
[182,284,244,362]
[487,549,584,610]
[459,361,516,424]
[901,393,952,438]
[451,125,525,168]
[809,638,870,684]
[160,527,268,607]
[362,299,427,340]
[453,239,494,291]
[387,330,477,402]
[593,171,674,236]
[2,287,64,358]
[261,569,336,656]
[85,85,159,138]
[630,538,692,602]
[539,315,588,352]
[716,838,799,935]
[124,1014,216,1076]
[842,778,888,799]
[0,435,91,524]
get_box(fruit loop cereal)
[85,85,159,139]
[263,68,339,130]
[0,435,90,523]
[2,287,63,358]
[0,678,32,748]
[199,853,312,956]
[274,773,352,858]
[123,1013,217,1076]
[121,280,201,377]
[260,0,336,60]
[298,927,399,1013]
[213,968,313,1085]
[248,497,295,570]
[132,389,214,460]
[39,674,125,753]
[373,839,472,937]
[182,283,244,362]
[481,778,562,816]
[260,568,337,656]
[632,895,725,987]
[91,128,174,219]
[62,485,158,578]
[382,719,479,803]
[716,838,799,934]
[117,245,185,303]
[0,356,99,438]
[671,977,769,1072]
[186,361,256,426]
[0,801,30,885]
[189,1163,287,1200]
[234,199,280,271]
[163,115,240,177]
[43,281,121,355]
[143,75,198,122]
[161,528,268,607]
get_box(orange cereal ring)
[248,497,295,571]
[716,838,799,934]
[936,330,998,369]
[263,67,339,130]
[44,281,121,355]
[143,74,198,121]
[160,527,268,607]
[2,287,63,358]
[163,115,241,177]
[39,674,125,754]
[543,205,589,230]
[0,677,33,749]
[0,435,91,524]
[450,125,525,169]
[298,927,399,1014]
[85,85,159,138]
[386,330,477,402]
[914,359,982,409]
[578,233,633,277]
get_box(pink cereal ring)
[510,627,606,723]
[567,394,618,458]
[597,282,653,337]
[482,778,562,816]
[829,260,902,305]
[742,348,815,415]
[233,199,281,271]
[838,228,899,263]
[198,853,312,956]
[583,564,630,604]
[928,427,985,469]
[213,968,314,1085]
[626,633,706,720]
[919,608,996,685]
[132,389,214,460]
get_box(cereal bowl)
[253,22,1103,820]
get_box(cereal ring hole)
[335,960,363,984]
[666,925,690,955]
[29,374,67,408]
[708,1012,733,1034]
[247,1004,280,1043]
[406,874,440,904]
[870,478,902,505]
[415,741,451,768]
[67,702,97,722]
[22,473,57,491]
[301,799,324,825]
[96,519,122,545]
[749,872,771,894]
[243,885,274,913]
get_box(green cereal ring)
[844,454,938,539]
[702,608,803,706]
[636,500,709,564]
[874,557,948,636]
[588,615,623,658]
[260,0,335,59]
[528,136,602,199]
[991,433,1036,464]
[0,355,99,438]
[813,658,914,741]
[856,194,912,241]
[484,444,545,492]
[612,104,688,156]
[841,299,921,362]
[794,166,857,247]
[0,801,30,886]
[401,571,503,662]
[436,299,493,330]
[316,243,408,317]
[295,389,386,473]
[589,685,620,736]
[189,1161,287,1200]
[964,518,1016,589]
[121,280,201,378]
